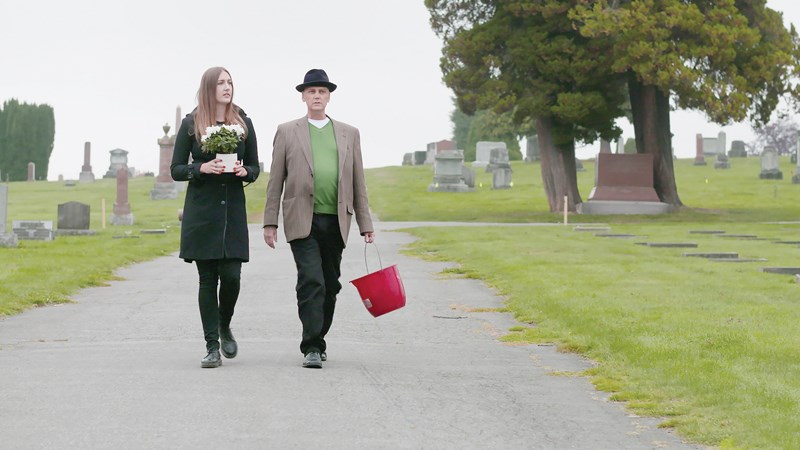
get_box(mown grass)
[0,176,265,315]
[369,155,799,449]
[366,156,799,223]
[2,155,799,448]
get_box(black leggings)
[195,259,242,351]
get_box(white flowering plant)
[200,124,245,154]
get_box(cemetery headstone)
[402,153,413,166]
[702,136,719,156]
[599,139,611,154]
[0,185,18,247]
[104,148,130,178]
[486,147,510,172]
[525,135,539,162]
[27,162,35,181]
[461,165,475,188]
[425,139,455,165]
[56,201,96,236]
[79,141,95,183]
[728,140,747,158]
[616,139,624,154]
[575,158,585,172]
[759,146,783,179]
[577,153,670,214]
[413,151,427,166]
[489,147,513,189]
[717,131,726,157]
[474,141,505,169]
[693,134,706,165]
[12,220,54,241]
[714,153,730,169]
[110,167,135,225]
[151,123,179,200]
[794,130,800,184]
[427,150,473,192]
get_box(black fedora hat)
[295,68,337,92]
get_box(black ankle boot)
[220,326,238,359]
[201,350,221,368]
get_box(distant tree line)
[0,99,55,181]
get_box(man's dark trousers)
[289,213,345,355]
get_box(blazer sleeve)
[263,125,288,228]
[351,127,374,234]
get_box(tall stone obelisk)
[79,141,95,183]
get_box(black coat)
[170,110,260,262]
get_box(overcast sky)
[1,0,798,180]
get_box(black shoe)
[201,350,221,368]
[303,351,323,368]
[320,351,327,361]
[219,327,238,359]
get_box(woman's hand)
[233,160,248,177]
[200,159,224,175]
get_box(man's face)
[302,86,330,114]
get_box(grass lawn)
[1,155,799,448]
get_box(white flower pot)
[216,153,238,173]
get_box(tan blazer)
[263,116,373,246]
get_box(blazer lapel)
[292,117,314,171]
[332,118,348,177]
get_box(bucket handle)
[363,242,383,273]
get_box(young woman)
[171,67,259,368]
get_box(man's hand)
[364,232,375,244]
[263,226,278,249]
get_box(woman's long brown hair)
[192,67,248,142]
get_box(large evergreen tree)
[427,0,627,211]
[0,99,55,181]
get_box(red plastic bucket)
[350,244,406,317]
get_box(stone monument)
[599,139,612,154]
[425,139,455,165]
[79,142,95,183]
[427,150,473,192]
[524,135,540,162]
[474,141,505,169]
[728,140,747,158]
[12,220,54,241]
[793,130,800,184]
[110,167,134,225]
[490,148,513,189]
[151,123,179,200]
[714,153,730,169]
[577,153,671,214]
[0,185,18,247]
[104,149,130,178]
[693,134,706,166]
[27,162,35,181]
[57,201,96,236]
[759,146,783,179]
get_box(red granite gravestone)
[587,153,660,202]
[110,167,134,225]
[693,133,707,166]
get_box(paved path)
[0,223,699,449]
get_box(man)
[263,69,375,369]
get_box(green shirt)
[309,121,339,215]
